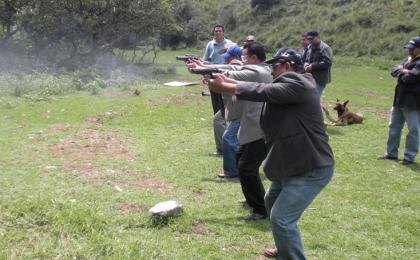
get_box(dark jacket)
[390,55,420,110]
[298,47,308,63]
[235,72,334,181]
[305,41,333,86]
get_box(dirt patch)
[61,163,172,192]
[192,189,205,199]
[49,128,134,161]
[191,221,214,236]
[116,178,173,193]
[63,163,99,178]
[62,164,145,178]
[146,94,173,105]
[85,111,123,125]
[115,203,146,213]
[46,123,72,134]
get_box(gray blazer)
[235,72,334,180]
[223,64,272,144]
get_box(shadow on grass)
[402,162,420,172]
[200,216,271,232]
[326,127,344,135]
[201,177,240,183]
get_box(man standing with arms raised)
[203,24,232,156]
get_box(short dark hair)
[305,30,320,38]
[243,42,266,62]
[212,24,225,33]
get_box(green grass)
[0,53,419,259]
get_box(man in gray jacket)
[207,49,335,259]
[221,42,272,220]
[190,42,272,220]
[304,30,333,96]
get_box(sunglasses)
[270,63,283,69]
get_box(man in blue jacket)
[207,49,335,259]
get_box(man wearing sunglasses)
[189,42,272,220]
[207,49,335,259]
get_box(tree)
[0,0,179,69]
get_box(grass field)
[0,51,419,259]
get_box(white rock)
[149,200,183,216]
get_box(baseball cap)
[245,35,256,42]
[404,36,420,49]
[264,48,302,65]
[221,45,243,61]
[264,48,304,72]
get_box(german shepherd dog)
[322,99,364,126]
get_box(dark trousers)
[210,90,224,117]
[236,138,267,215]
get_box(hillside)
[193,0,420,60]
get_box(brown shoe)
[262,247,278,258]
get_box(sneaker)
[201,90,211,96]
[217,172,238,179]
[377,154,398,161]
[208,150,222,157]
[399,159,414,165]
[244,213,267,221]
[237,198,247,205]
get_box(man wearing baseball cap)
[244,35,256,44]
[304,30,333,96]
[207,48,335,259]
[378,36,420,165]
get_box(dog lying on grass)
[322,99,364,126]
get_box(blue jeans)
[386,107,420,162]
[316,84,326,96]
[222,119,240,176]
[264,165,334,260]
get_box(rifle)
[189,68,222,79]
[176,54,199,62]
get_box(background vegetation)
[1,0,419,72]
